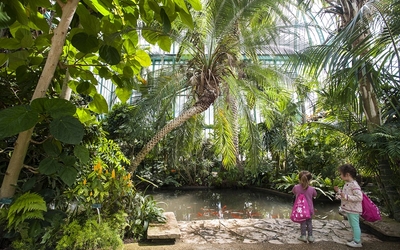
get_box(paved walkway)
[125,218,400,249]
[177,218,379,244]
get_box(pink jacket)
[336,180,363,214]
[292,184,317,215]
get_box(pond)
[149,188,343,221]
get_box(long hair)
[299,171,312,190]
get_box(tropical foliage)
[0,0,193,247]
[288,0,400,220]
[273,172,345,200]
[0,0,400,248]
[127,0,299,173]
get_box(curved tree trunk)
[130,99,216,172]
[0,0,79,199]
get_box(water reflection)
[149,189,342,221]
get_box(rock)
[147,212,181,240]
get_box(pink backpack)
[290,193,311,223]
[361,192,381,222]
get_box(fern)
[7,192,47,230]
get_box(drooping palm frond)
[354,124,400,161]
[213,108,236,169]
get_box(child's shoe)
[346,240,362,248]
[308,236,315,242]
[297,235,307,242]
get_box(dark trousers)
[300,218,313,236]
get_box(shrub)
[56,218,123,250]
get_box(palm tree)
[129,0,298,172]
[290,0,400,220]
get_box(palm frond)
[214,107,236,169]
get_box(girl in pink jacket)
[292,171,317,243]
[334,164,363,248]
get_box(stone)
[177,218,383,245]
[361,217,400,241]
[147,212,181,240]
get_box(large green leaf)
[8,50,29,70]
[71,32,99,53]
[112,74,124,88]
[15,28,34,48]
[89,93,109,114]
[83,0,111,16]
[74,145,90,164]
[76,108,95,124]
[0,105,39,139]
[123,65,134,78]
[59,166,78,186]
[29,56,44,66]
[99,45,121,65]
[28,9,50,33]
[123,38,136,55]
[157,36,172,52]
[178,8,194,29]
[50,116,84,145]
[76,81,92,95]
[76,3,100,34]
[134,50,151,67]
[160,8,171,33]
[7,0,28,25]
[98,67,113,79]
[60,155,76,167]
[125,29,139,44]
[123,13,139,30]
[174,0,189,13]
[16,65,34,83]
[39,157,62,175]
[142,29,158,45]
[28,0,52,8]
[22,176,37,193]
[187,0,202,11]
[34,34,52,50]
[31,98,76,118]
[116,87,132,103]
[0,38,21,49]
[0,53,8,67]
[44,99,76,118]
[42,138,62,157]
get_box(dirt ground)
[124,240,400,250]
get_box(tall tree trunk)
[60,68,72,100]
[0,0,79,199]
[351,11,400,221]
[329,0,400,220]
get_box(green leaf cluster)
[65,135,132,212]
[56,218,123,250]
[0,98,84,144]
[128,193,166,240]
[0,0,202,130]
[6,192,47,231]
